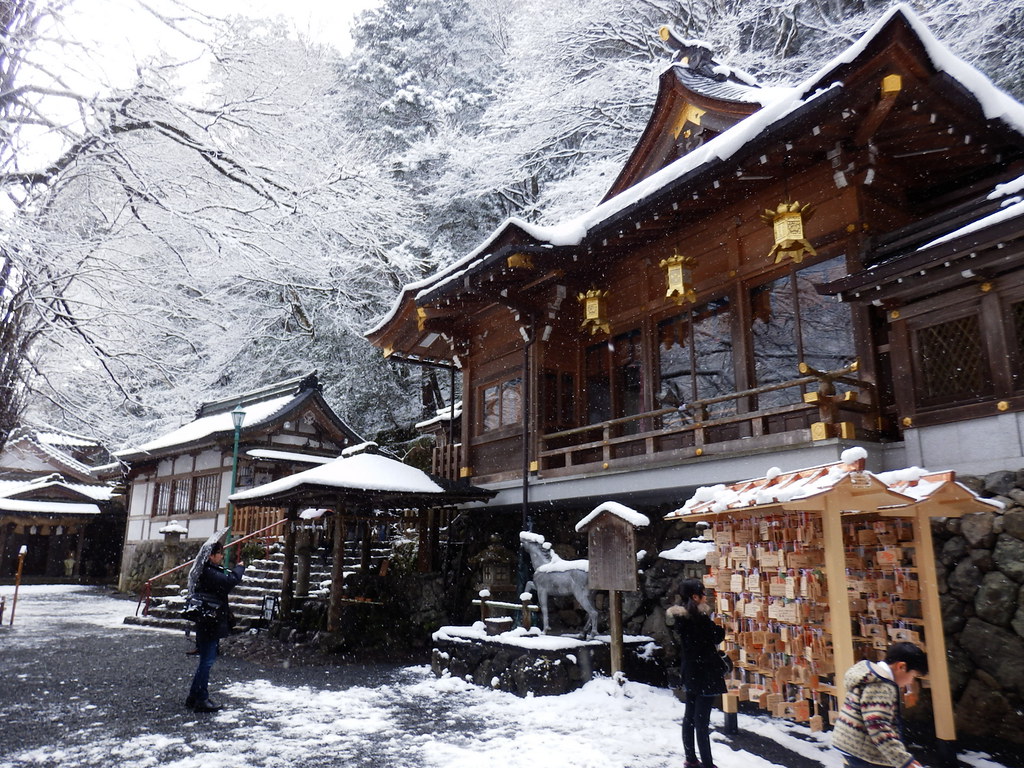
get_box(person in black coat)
[666,578,727,768]
[186,542,245,712]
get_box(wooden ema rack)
[667,460,998,746]
[704,513,922,730]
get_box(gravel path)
[2,585,1015,768]
[0,585,481,768]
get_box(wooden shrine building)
[367,7,1024,515]
[115,372,363,590]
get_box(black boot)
[192,699,222,712]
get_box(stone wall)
[118,541,203,593]
[432,632,664,696]
[933,470,1024,743]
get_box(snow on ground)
[0,587,1014,768]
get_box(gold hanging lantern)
[659,251,697,305]
[761,201,817,264]
[577,288,610,335]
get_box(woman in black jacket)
[186,542,245,712]
[666,578,727,768]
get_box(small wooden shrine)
[664,447,1000,754]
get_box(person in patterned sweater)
[831,643,929,768]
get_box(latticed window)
[912,314,991,406]
[152,482,171,516]
[193,474,221,513]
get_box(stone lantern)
[470,534,516,595]
[158,521,188,573]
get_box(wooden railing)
[432,442,462,481]
[232,506,286,542]
[539,362,876,474]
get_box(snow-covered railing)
[539,362,875,474]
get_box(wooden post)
[913,508,957,761]
[9,545,27,626]
[280,508,297,619]
[295,526,312,598]
[820,498,855,705]
[722,692,739,735]
[521,592,532,630]
[609,589,623,676]
[327,507,347,633]
[360,521,372,573]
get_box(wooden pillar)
[295,526,312,598]
[820,500,855,704]
[609,590,623,677]
[279,507,298,619]
[360,521,372,573]
[913,509,957,750]
[416,510,430,573]
[327,505,347,633]
[73,525,85,577]
[428,508,440,571]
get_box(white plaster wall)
[173,455,192,474]
[272,434,306,446]
[128,481,152,516]
[217,471,231,506]
[195,450,221,471]
[157,458,173,476]
[190,516,217,540]
[902,413,1024,475]
[126,519,144,541]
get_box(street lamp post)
[225,404,246,567]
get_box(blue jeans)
[188,632,219,702]
[682,693,715,766]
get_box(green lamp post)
[225,403,246,567]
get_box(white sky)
[67,0,381,64]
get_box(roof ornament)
[658,26,722,79]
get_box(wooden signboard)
[585,514,638,592]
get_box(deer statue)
[519,531,599,638]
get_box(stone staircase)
[123,541,391,632]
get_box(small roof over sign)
[575,501,651,532]
[666,446,1002,520]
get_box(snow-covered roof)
[341,441,378,457]
[0,476,116,502]
[119,394,296,456]
[0,498,101,515]
[666,446,1001,519]
[230,452,444,502]
[35,431,101,449]
[575,501,650,532]
[3,432,99,479]
[917,193,1024,251]
[245,448,336,465]
[415,402,462,430]
[370,4,1024,338]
